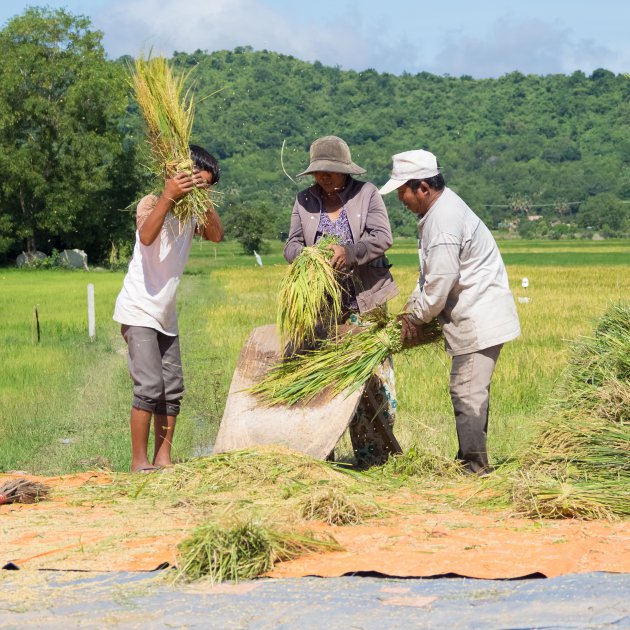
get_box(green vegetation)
[254,307,439,406]
[131,53,217,228]
[2,238,629,475]
[0,7,142,263]
[276,236,342,350]
[1,9,629,266]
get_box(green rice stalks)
[366,444,465,482]
[253,313,442,406]
[176,520,342,582]
[493,302,630,519]
[130,52,215,229]
[277,236,343,351]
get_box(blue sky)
[1,0,628,78]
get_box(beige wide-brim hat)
[297,135,366,177]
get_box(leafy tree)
[224,202,273,254]
[0,8,137,259]
[578,193,629,234]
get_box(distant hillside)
[5,11,627,266]
[168,47,630,239]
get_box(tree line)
[1,8,629,265]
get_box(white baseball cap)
[379,150,440,195]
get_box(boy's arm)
[138,173,195,246]
[198,205,224,242]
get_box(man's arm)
[408,232,461,323]
[138,173,196,246]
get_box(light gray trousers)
[449,344,502,473]
[121,325,184,417]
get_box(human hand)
[328,244,347,270]
[192,168,211,190]
[163,172,195,202]
[397,313,421,349]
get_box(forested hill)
[2,8,629,266]
[176,47,630,240]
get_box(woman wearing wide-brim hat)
[284,135,400,468]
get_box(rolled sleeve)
[135,195,158,230]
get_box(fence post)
[87,283,95,340]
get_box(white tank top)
[113,195,195,335]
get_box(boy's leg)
[153,414,176,467]
[122,325,165,471]
[130,407,155,471]
[152,332,184,467]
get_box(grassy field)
[1,238,628,474]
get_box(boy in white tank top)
[114,145,223,472]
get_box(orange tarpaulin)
[2,472,629,578]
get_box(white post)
[87,283,95,340]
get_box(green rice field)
[1,238,628,474]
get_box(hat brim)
[297,159,366,178]
[379,178,406,195]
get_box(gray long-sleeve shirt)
[408,187,520,356]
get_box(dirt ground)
[2,471,629,579]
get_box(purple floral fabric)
[315,207,358,311]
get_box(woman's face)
[313,171,347,195]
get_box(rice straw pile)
[253,309,442,406]
[130,52,214,229]
[0,478,50,505]
[176,520,342,582]
[277,235,343,351]
[506,302,630,519]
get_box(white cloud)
[94,2,626,77]
[425,16,618,77]
[95,0,406,72]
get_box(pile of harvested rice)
[176,520,341,582]
[505,302,630,519]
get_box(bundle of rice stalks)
[0,478,50,505]
[504,303,630,519]
[253,311,442,406]
[130,53,214,228]
[176,521,342,582]
[510,466,622,520]
[299,488,379,525]
[277,235,343,351]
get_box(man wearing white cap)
[380,150,520,475]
